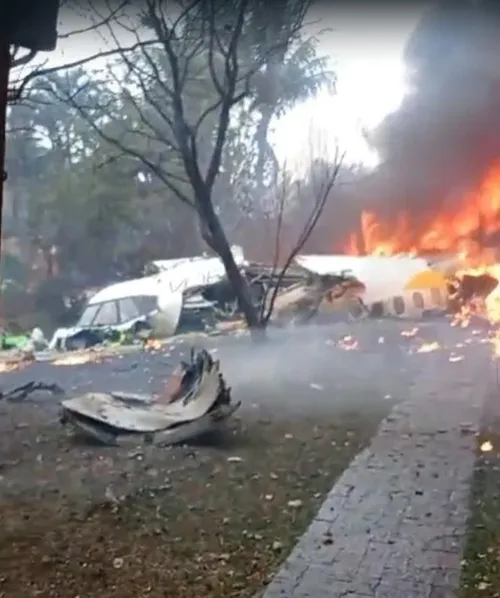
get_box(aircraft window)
[93,301,119,326]
[370,302,384,317]
[118,297,141,323]
[393,296,405,315]
[430,288,443,306]
[133,295,158,315]
[77,304,100,327]
[349,300,365,318]
[412,292,425,309]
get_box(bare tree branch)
[261,147,345,324]
[10,47,38,68]
[8,40,159,103]
[57,0,130,39]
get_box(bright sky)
[272,5,427,169]
[24,4,426,170]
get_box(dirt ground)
[0,321,461,598]
[0,405,388,598]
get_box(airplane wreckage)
[0,349,239,447]
[3,248,499,447]
[46,246,500,352]
[59,348,240,446]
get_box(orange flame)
[344,161,500,258]
[342,160,500,353]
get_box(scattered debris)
[481,441,494,453]
[264,271,366,326]
[51,349,105,367]
[401,327,419,338]
[60,348,241,446]
[338,335,359,351]
[0,381,64,402]
[448,273,499,311]
[416,341,441,354]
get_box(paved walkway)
[261,342,493,598]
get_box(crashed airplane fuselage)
[50,247,500,351]
[295,253,499,320]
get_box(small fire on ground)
[342,160,500,358]
[0,360,28,373]
[51,350,104,366]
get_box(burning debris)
[448,272,499,317]
[60,348,240,446]
[416,341,440,354]
[327,4,500,338]
[51,349,105,367]
[401,327,419,338]
[3,244,500,376]
[481,440,494,453]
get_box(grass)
[461,420,500,597]
[0,405,388,598]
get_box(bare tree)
[259,144,345,324]
[39,0,316,339]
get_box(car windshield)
[76,304,100,327]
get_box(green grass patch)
[461,423,500,597]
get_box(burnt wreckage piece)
[60,348,240,446]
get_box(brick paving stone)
[261,336,493,598]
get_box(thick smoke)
[362,1,500,226]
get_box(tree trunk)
[195,189,265,340]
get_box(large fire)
[342,161,500,327]
[344,161,500,258]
